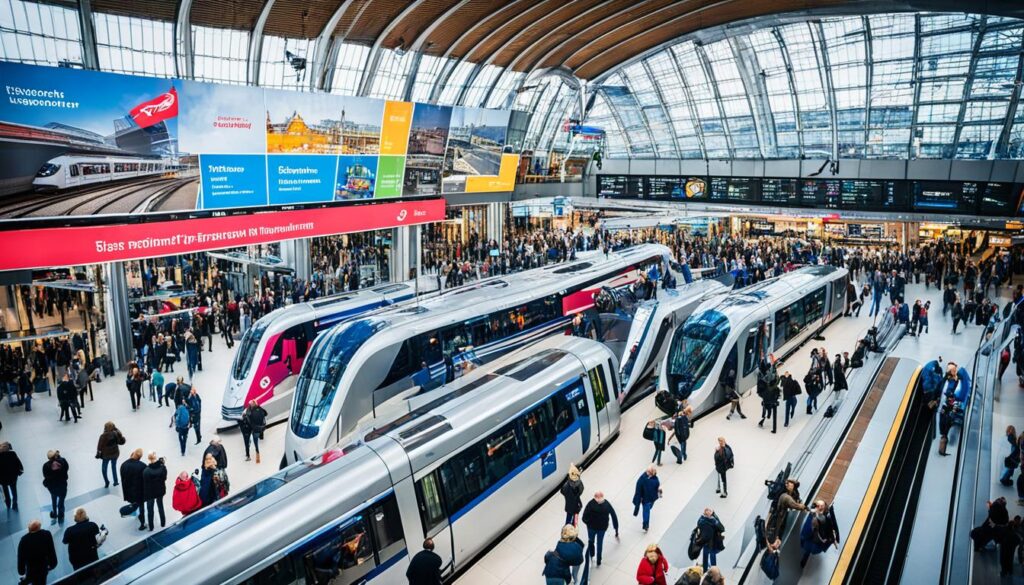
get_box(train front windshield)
[666,310,730,398]
[232,319,270,380]
[290,319,387,439]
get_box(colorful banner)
[0,62,517,221]
[0,198,445,271]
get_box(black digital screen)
[646,176,684,199]
[840,180,904,211]
[847,224,862,237]
[912,181,964,212]
[800,180,841,208]
[979,182,1012,216]
[597,175,627,198]
[710,177,756,202]
[761,179,800,205]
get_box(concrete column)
[103,262,132,370]
[486,202,506,244]
[280,238,311,282]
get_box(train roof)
[350,244,671,336]
[693,265,847,321]
[363,336,613,472]
[252,280,424,331]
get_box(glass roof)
[0,3,1021,161]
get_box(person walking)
[62,507,103,570]
[833,354,848,394]
[635,544,669,585]
[41,450,69,523]
[0,441,24,510]
[671,407,692,464]
[542,524,585,585]
[804,371,822,414]
[56,372,79,423]
[120,449,147,530]
[781,371,802,428]
[202,436,228,470]
[714,437,734,498]
[560,464,584,526]
[697,508,726,571]
[198,452,229,507]
[173,402,191,456]
[581,491,619,567]
[1000,425,1020,487]
[17,519,57,585]
[240,400,268,463]
[952,299,964,334]
[186,387,203,445]
[632,465,662,532]
[646,420,667,465]
[141,452,167,531]
[96,421,125,489]
[406,538,443,585]
[150,369,164,405]
[758,359,781,434]
[172,471,203,517]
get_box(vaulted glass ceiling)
[1,2,1021,161]
[584,12,1024,160]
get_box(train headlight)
[35,163,61,177]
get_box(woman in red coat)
[171,471,202,516]
[636,544,669,585]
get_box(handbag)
[687,527,703,560]
[95,525,108,547]
[642,426,655,441]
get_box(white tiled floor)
[0,332,283,583]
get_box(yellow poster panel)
[380,101,413,155]
[465,154,519,193]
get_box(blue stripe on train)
[365,547,408,582]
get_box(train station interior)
[0,1,1023,584]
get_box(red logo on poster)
[130,87,178,128]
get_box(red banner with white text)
[0,199,444,271]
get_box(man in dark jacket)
[672,407,691,463]
[62,507,101,569]
[714,437,734,498]
[758,358,780,433]
[632,465,661,532]
[581,491,619,566]
[0,441,24,510]
[42,450,69,522]
[781,371,802,427]
[56,373,79,422]
[18,519,57,584]
[696,508,725,571]
[141,452,167,531]
[186,387,202,444]
[202,437,228,470]
[405,538,443,585]
[120,448,147,529]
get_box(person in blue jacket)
[945,362,972,404]
[542,524,584,585]
[632,465,662,532]
[920,358,944,406]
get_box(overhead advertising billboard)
[0,61,517,221]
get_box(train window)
[606,359,620,398]
[268,324,308,368]
[742,322,767,377]
[368,495,405,558]
[774,307,790,348]
[802,288,826,327]
[520,401,556,455]
[70,165,79,177]
[439,444,486,514]
[552,387,576,433]
[441,324,472,356]
[588,366,608,412]
[238,558,298,585]
[415,471,448,536]
[114,163,125,172]
[484,423,522,484]
[302,517,375,584]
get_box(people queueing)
[581,491,619,567]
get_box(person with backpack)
[42,450,70,523]
[240,400,268,463]
[186,386,203,445]
[713,437,734,498]
[120,448,147,530]
[542,524,585,585]
[800,499,839,567]
[671,407,692,464]
[171,471,202,517]
[96,421,126,488]
[781,371,802,427]
[696,508,725,571]
[198,452,229,507]
[559,464,584,526]
[173,402,191,456]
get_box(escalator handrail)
[940,319,1019,584]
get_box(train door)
[413,470,456,578]
[587,364,614,442]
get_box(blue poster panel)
[267,154,337,204]
[199,154,268,209]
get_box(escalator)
[842,375,932,584]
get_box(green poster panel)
[375,156,406,198]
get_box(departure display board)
[597,175,643,198]
[979,182,1013,216]
[911,181,982,214]
[710,177,757,202]
[800,179,841,208]
[761,179,800,205]
[647,176,685,199]
[840,180,905,211]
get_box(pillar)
[280,237,311,282]
[103,261,132,370]
[390,225,421,283]
[486,202,506,244]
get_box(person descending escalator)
[799,499,840,568]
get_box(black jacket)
[120,458,146,504]
[781,376,802,400]
[62,520,100,569]
[560,477,584,514]
[713,445,734,473]
[56,380,76,406]
[405,549,443,585]
[0,450,24,484]
[581,499,619,532]
[41,456,69,489]
[203,444,228,470]
[673,414,690,442]
[833,361,849,391]
[18,529,57,576]
[142,460,168,500]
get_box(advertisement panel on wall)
[0,61,517,221]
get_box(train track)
[4,177,197,219]
[2,177,170,219]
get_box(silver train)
[222,280,437,422]
[58,337,620,584]
[619,277,730,398]
[33,155,173,190]
[284,244,672,464]
[658,265,849,417]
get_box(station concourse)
[0,1,1023,584]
